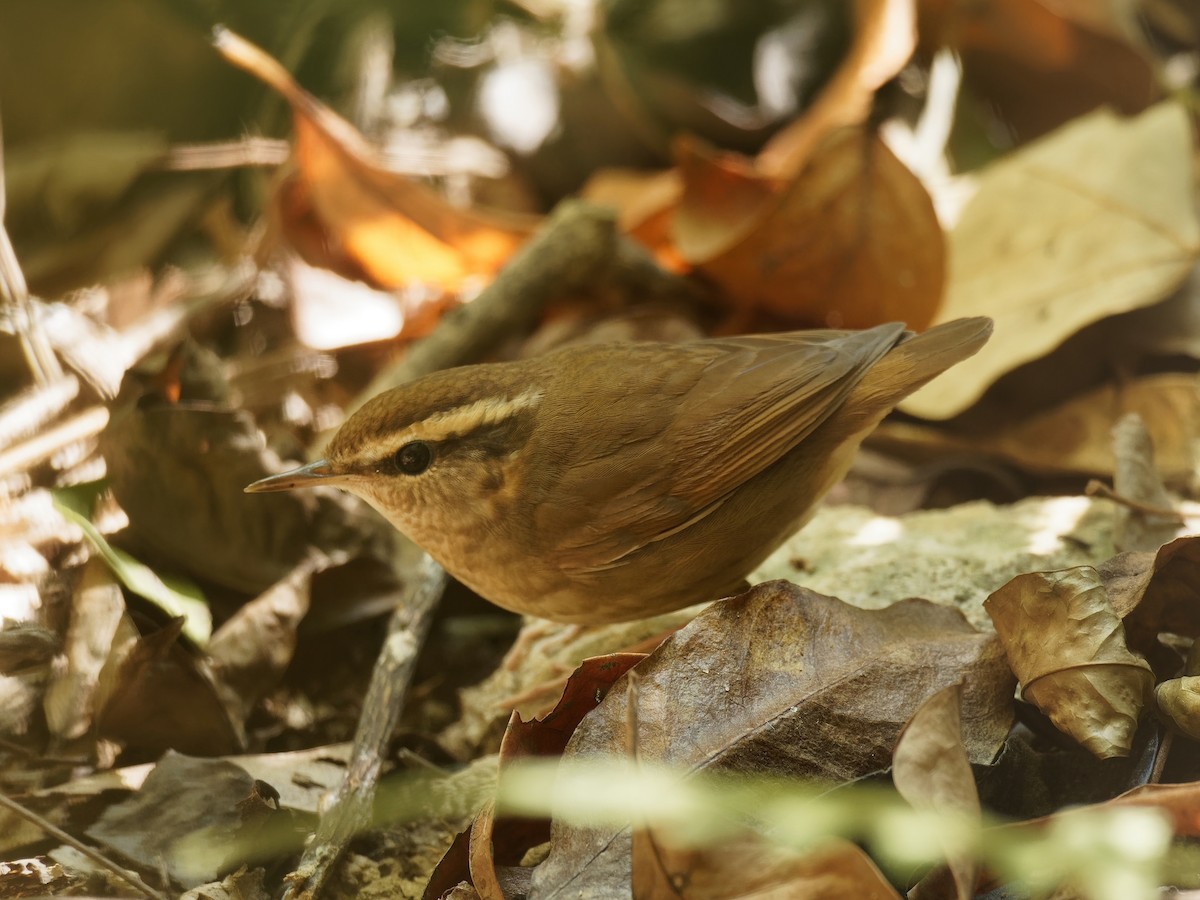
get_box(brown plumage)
[247,318,991,623]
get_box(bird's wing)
[539,324,906,574]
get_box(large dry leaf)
[214,29,536,291]
[902,101,1200,420]
[675,127,944,328]
[878,373,1200,485]
[528,582,1014,897]
[893,684,981,900]
[984,567,1153,759]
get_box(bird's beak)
[245,459,339,493]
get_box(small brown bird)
[247,318,991,623]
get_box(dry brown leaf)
[902,101,1200,420]
[918,0,1159,142]
[94,617,243,757]
[893,684,981,900]
[427,655,645,900]
[631,832,901,900]
[214,29,536,291]
[1106,535,1200,648]
[877,373,1200,485]
[1154,677,1200,740]
[86,752,279,888]
[42,557,125,745]
[674,126,944,329]
[529,582,1014,896]
[984,567,1153,759]
[1110,413,1180,553]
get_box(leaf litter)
[4,4,1200,899]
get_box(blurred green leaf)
[53,482,212,645]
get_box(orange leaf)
[215,28,537,291]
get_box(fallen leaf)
[1105,535,1200,648]
[214,29,536,292]
[1154,677,1200,741]
[94,617,242,758]
[984,567,1153,759]
[86,752,278,888]
[1110,413,1180,553]
[675,127,944,328]
[918,0,1160,143]
[878,373,1200,485]
[893,684,981,900]
[632,832,901,900]
[428,655,645,900]
[902,101,1200,420]
[529,582,1014,896]
[42,557,125,744]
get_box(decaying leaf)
[1154,677,1200,741]
[100,342,393,597]
[893,684,981,900]
[984,567,1153,759]
[53,484,211,645]
[903,101,1200,420]
[529,582,1013,896]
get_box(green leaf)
[53,482,212,645]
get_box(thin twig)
[0,791,169,900]
[280,553,447,900]
[1084,479,1186,524]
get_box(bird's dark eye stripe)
[393,441,433,475]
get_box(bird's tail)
[842,316,993,425]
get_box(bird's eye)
[393,441,433,475]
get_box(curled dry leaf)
[426,654,645,900]
[984,567,1153,759]
[903,101,1200,420]
[214,29,536,292]
[529,581,1014,897]
[893,683,981,900]
[1107,535,1200,649]
[1154,677,1200,741]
